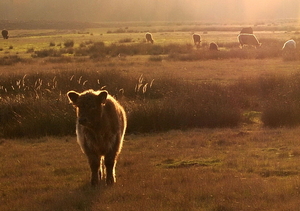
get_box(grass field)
[1,21,300,57]
[2,126,300,211]
[1,21,300,210]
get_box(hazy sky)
[0,0,299,22]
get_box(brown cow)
[145,32,154,44]
[238,34,261,48]
[240,27,253,34]
[67,89,127,187]
[209,42,219,51]
[1,30,8,39]
[193,33,201,47]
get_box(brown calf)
[67,89,127,187]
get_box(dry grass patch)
[2,127,300,210]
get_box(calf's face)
[67,91,108,128]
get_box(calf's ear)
[98,91,108,104]
[67,91,79,104]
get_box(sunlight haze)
[0,0,299,22]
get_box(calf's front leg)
[104,152,117,186]
[87,153,100,187]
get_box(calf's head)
[67,90,108,128]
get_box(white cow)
[192,34,201,47]
[282,39,296,51]
[145,32,154,44]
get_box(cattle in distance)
[145,32,154,44]
[193,33,201,47]
[238,34,261,48]
[282,39,296,51]
[209,42,220,51]
[240,27,253,34]
[1,29,8,39]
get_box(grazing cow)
[145,32,154,44]
[282,39,296,51]
[67,89,127,187]
[282,39,297,58]
[193,34,201,47]
[240,27,253,34]
[238,34,261,48]
[1,30,8,39]
[209,42,219,51]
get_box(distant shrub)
[0,55,23,65]
[64,40,74,48]
[9,45,13,49]
[75,41,106,58]
[75,42,193,58]
[220,42,240,49]
[84,40,94,45]
[32,49,62,58]
[260,73,300,127]
[147,45,165,55]
[75,41,105,56]
[23,40,292,62]
[45,56,73,63]
[60,48,74,55]
[79,43,86,48]
[113,28,126,33]
[262,100,300,127]
[164,43,193,54]
[168,46,282,61]
[119,38,133,43]
[89,53,106,60]
[148,55,163,62]
[26,48,34,53]
[49,42,55,47]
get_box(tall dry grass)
[1,59,300,138]
[0,68,242,138]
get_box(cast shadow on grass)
[41,182,108,211]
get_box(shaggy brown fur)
[67,89,127,187]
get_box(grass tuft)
[157,158,221,168]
